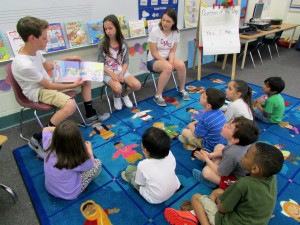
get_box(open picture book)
[53,60,104,83]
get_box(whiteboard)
[0,0,139,32]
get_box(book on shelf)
[147,19,160,33]
[129,20,146,38]
[6,30,25,56]
[117,15,129,38]
[64,21,88,48]
[53,60,104,83]
[45,23,67,52]
[0,33,10,61]
[87,21,104,44]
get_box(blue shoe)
[192,169,218,189]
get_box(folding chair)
[6,63,90,142]
[0,135,18,204]
[263,31,283,59]
[100,83,138,114]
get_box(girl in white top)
[147,8,189,107]
[223,80,254,121]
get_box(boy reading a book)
[164,142,284,225]
[12,16,110,158]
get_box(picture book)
[87,21,104,44]
[0,33,10,61]
[147,19,160,33]
[129,20,146,38]
[53,60,104,83]
[64,21,88,48]
[45,23,67,52]
[6,30,25,56]
[117,15,129,38]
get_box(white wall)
[0,29,196,122]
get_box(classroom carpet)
[13,73,300,225]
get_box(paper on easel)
[200,6,241,55]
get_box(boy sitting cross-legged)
[193,116,260,189]
[164,142,284,225]
[178,88,227,152]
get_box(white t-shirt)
[135,151,180,204]
[147,26,180,61]
[224,98,253,122]
[12,51,52,102]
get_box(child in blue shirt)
[179,88,226,152]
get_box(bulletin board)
[138,0,179,20]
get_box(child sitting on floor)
[193,117,260,189]
[254,77,285,123]
[43,120,101,200]
[178,88,226,152]
[121,127,181,204]
[222,79,254,122]
[164,142,284,225]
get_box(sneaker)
[180,90,190,101]
[164,208,198,225]
[86,113,110,124]
[114,96,122,110]
[192,169,218,188]
[122,95,133,108]
[121,171,129,182]
[153,96,167,107]
[28,135,45,159]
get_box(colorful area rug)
[14,73,300,225]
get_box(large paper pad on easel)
[200,6,241,55]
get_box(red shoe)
[164,208,198,225]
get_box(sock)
[34,132,43,142]
[155,95,162,98]
[47,121,55,127]
[114,93,121,98]
[180,90,185,92]
[84,101,96,118]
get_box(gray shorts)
[103,70,131,84]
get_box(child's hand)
[119,74,125,83]
[73,78,84,87]
[194,150,208,162]
[253,100,259,107]
[110,72,120,82]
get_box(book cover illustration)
[64,21,88,48]
[147,19,160,33]
[6,30,25,56]
[129,20,146,38]
[87,21,104,44]
[45,23,67,52]
[0,33,10,61]
[53,60,104,83]
[117,16,129,38]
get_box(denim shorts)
[147,58,169,72]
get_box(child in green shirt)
[254,77,285,123]
[164,142,284,225]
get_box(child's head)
[200,88,225,110]
[227,80,253,111]
[46,120,89,169]
[17,16,49,42]
[102,14,124,55]
[159,8,178,32]
[241,142,284,178]
[142,127,170,159]
[264,77,285,94]
[221,117,259,146]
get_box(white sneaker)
[122,95,133,108]
[113,96,122,110]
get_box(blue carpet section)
[13,73,300,225]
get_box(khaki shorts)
[185,130,203,148]
[38,89,73,109]
[199,195,218,225]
